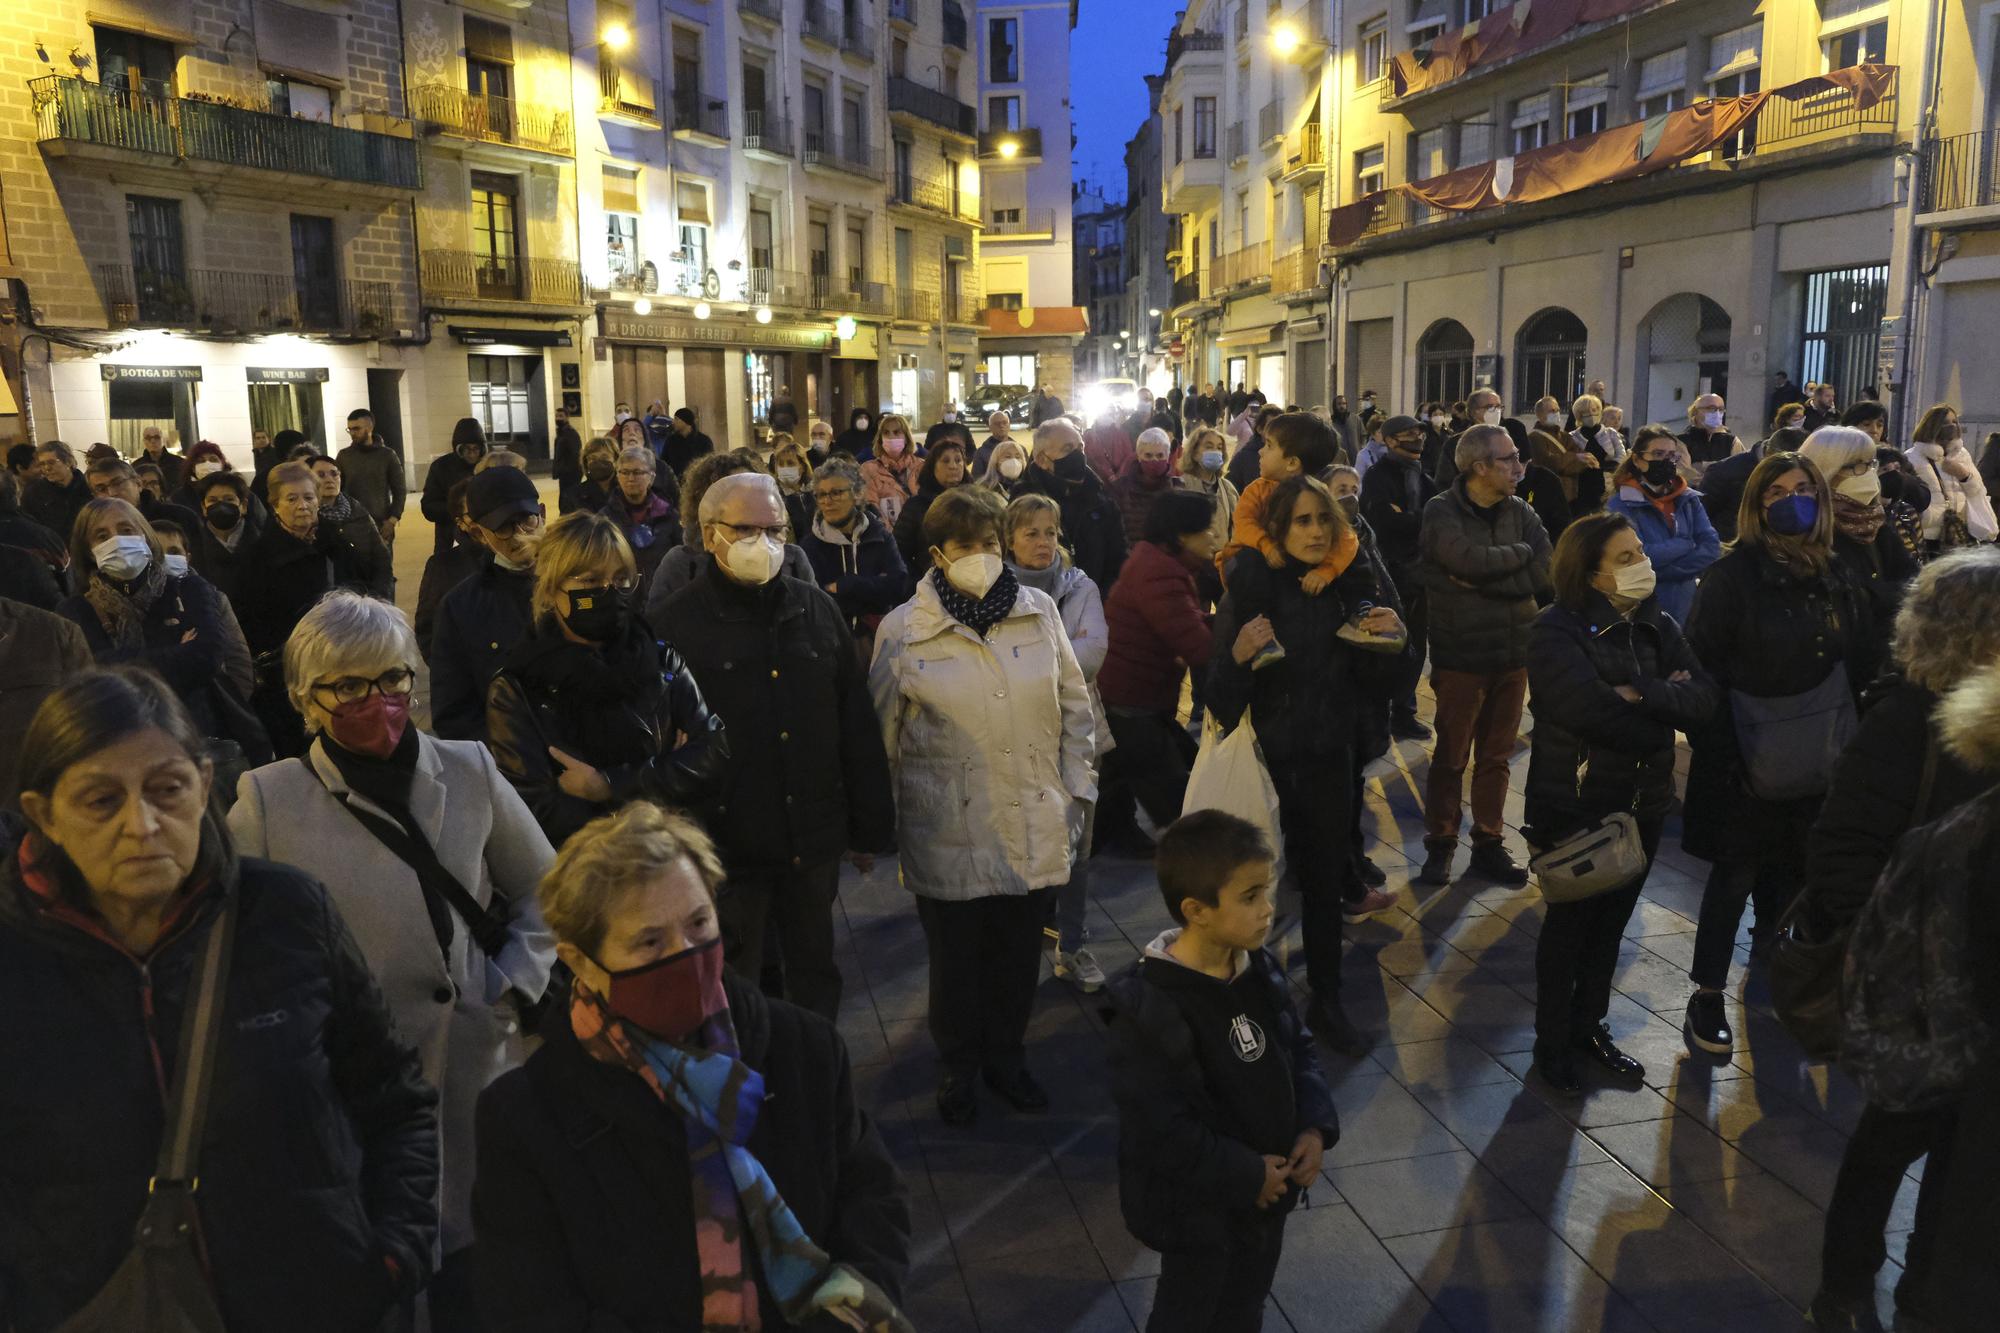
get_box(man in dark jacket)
[657,475,893,1021]
[335,408,407,554]
[137,424,185,494]
[972,409,1015,473]
[1013,418,1128,589]
[0,467,71,595]
[1678,392,1737,468]
[551,405,584,513]
[0,598,89,804]
[23,441,91,541]
[431,467,542,741]
[84,456,201,542]
[420,421,488,555]
[1418,425,1552,887]
[1432,388,1529,490]
[664,408,715,476]
[1359,428,1439,739]
[1800,380,1840,433]
[1698,433,1780,543]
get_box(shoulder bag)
[1529,812,1647,904]
[1729,662,1858,803]
[56,900,236,1333]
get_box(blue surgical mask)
[1199,449,1225,472]
[1766,493,1819,536]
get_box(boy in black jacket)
[1107,811,1341,1333]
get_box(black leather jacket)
[485,618,729,848]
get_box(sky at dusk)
[1067,0,1173,202]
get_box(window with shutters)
[1708,23,1763,158]
[1458,119,1494,167]
[603,165,641,284]
[988,95,1021,130]
[1355,146,1386,197]
[267,75,334,120]
[675,179,711,291]
[1636,49,1687,118]
[291,214,339,328]
[843,91,867,155]
[1819,0,1888,70]
[672,27,704,121]
[804,79,828,152]
[1511,93,1550,153]
[1408,126,1447,222]
[95,26,176,93]
[469,172,521,298]
[465,17,513,100]
[1359,17,1388,85]
[847,220,867,287]
[1565,74,1608,138]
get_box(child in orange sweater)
[1217,415,1359,594]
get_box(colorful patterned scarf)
[570,985,912,1333]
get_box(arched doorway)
[1639,294,1732,427]
[1416,319,1475,408]
[1513,308,1588,412]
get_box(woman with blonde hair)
[768,432,815,537]
[1801,425,1920,647]
[485,510,728,846]
[978,437,1031,496]
[1177,424,1240,555]
[859,413,923,525]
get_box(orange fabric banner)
[1391,0,1660,99]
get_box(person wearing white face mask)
[978,437,1032,497]
[654,472,894,1021]
[1523,511,1718,1095]
[1432,388,1527,491]
[1678,393,1738,470]
[55,498,269,769]
[869,486,1097,1125]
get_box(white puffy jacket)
[870,576,1097,900]
[1905,439,1998,543]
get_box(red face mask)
[601,936,728,1043]
[326,693,411,759]
[1138,458,1173,479]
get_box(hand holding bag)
[56,899,236,1333]
[1529,812,1647,903]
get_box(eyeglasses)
[492,513,543,539]
[712,520,789,542]
[614,468,654,480]
[815,487,855,502]
[1487,451,1523,466]
[310,667,415,706]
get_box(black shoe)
[1573,1023,1646,1083]
[1354,855,1388,889]
[1419,844,1455,885]
[1468,840,1530,886]
[1684,991,1733,1056]
[982,1067,1050,1112]
[1308,996,1369,1057]
[1391,714,1433,741]
[1807,1290,1886,1333]
[937,1072,978,1125]
[1534,1045,1582,1096]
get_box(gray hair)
[1034,419,1080,453]
[283,590,421,724]
[1135,426,1172,453]
[1454,424,1511,473]
[616,445,656,473]
[1799,426,1876,480]
[36,440,76,468]
[814,457,863,492]
[1893,547,2000,691]
[698,470,781,524]
[1467,387,1501,409]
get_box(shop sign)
[245,366,330,383]
[599,310,831,351]
[101,365,202,382]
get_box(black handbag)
[1729,663,1858,802]
[56,900,236,1333]
[1769,732,1936,1061]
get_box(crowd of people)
[0,370,1992,1333]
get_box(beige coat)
[229,732,556,1255]
[869,578,1096,900]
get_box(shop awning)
[1215,323,1283,348]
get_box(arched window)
[1639,294,1732,427]
[1416,319,1475,408]
[1514,308,1588,412]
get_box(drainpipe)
[1891,0,1947,441]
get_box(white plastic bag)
[1182,713,1287,884]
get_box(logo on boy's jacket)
[1229,1013,1266,1062]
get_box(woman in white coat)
[870,486,1096,1127]
[1906,403,1998,553]
[229,590,556,1331]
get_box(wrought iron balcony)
[596,55,661,125]
[985,208,1056,236]
[803,133,885,179]
[803,1,843,47]
[979,126,1042,159]
[890,168,981,223]
[1921,129,2000,214]
[29,75,421,190]
[843,16,877,59]
[943,0,969,49]
[1167,27,1224,72]
[1752,82,1899,156]
[410,84,572,156]
[672,93,731,143]
[421,250,584,305]
[888,76,977,136]
[98,264,394,335]
[1170,270,1204,309]
[1258,100,1283,145]
[896,288,939,322]
[740,0,784,23]
[744,109,793,156]
[743,267,815,307]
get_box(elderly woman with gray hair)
[1801,425,1921,649]
[800,455,909,650]
[228,589,558,1330]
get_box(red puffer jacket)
[1099,539,1214,713]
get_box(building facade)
[1072,183,1127,386]
[1120,74,1175,397]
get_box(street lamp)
[756,306,773,324]
[694,301,712,319]
[632,297,652,315]
[600,21,632,51]
[1269,22,1301,57]
[1148,307,1161,317]
[997,138,1019,159]
[835,315,858,340]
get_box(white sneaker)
[1054,948,1106,993]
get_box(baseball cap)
[466,466,541,530]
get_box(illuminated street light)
[1119,328,1131,338]
[1270,22,1301,56]
[997,138,1019,159]
[601,22,632,51]
[1148,307,1161,317]
[835,315,858,339]
[632,297,652,315]
[756,306,774,324]
[694,301,712,319]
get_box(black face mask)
[1642,458,1679,488]
[206,501,242,532]
[1051,452,1088,482]
[564,586,632,643]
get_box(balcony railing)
[802,132,885,179]
[744,109,793,156]
[1270,247,1320,297]
[597,56,660,124]
[1258,100,1283,145]
[1753,83,1899,155]
[1170,270,1204,309]
[1167,27,1225,71]
[1921,130,2000,214]
[891,169,981,222]
[421,250,584,305]
[1225,122,1246,161]
[985,207,1057,236]
[672,93,731,142]
[411,83,572,156]
[946,289,983,324]
[1213,241,1269,292]
[888,76,977,136]
[897,288,939,322]
[29,75,421,190]
[1285,122,1323,173]
[742,266,815,307]
[943,0,969,49]
[803,1,843,46]
[98,264,393,335]
[843,17,876,58]
[979,126,1042,159]
[740,0,784,22]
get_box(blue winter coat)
[1604,483,1721,625]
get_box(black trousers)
[1533,820,1661,1051]
[1149,1219,1286,1333]
[717,858,843,1021]
[1100,709,1198,844]
[1269,753,1355,1000]
[917,889,1052,1077]
[1819,1100,1960,1303]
